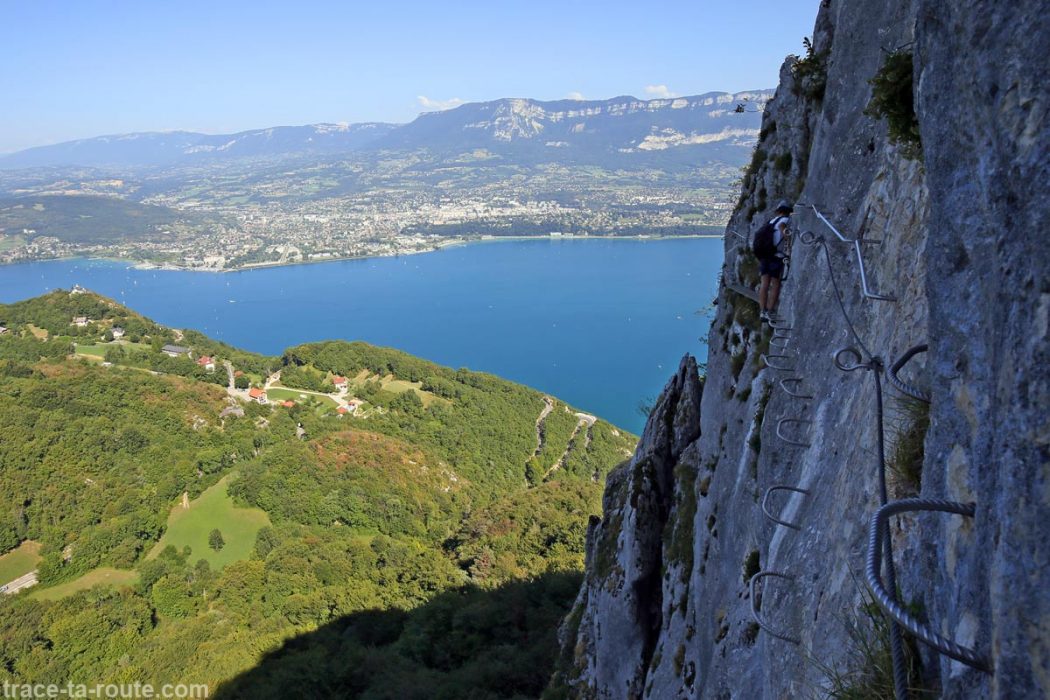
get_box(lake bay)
[0,237,724,432]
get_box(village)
[84,332,382,418]
[55,294,405,422]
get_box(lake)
[0,238,724,433]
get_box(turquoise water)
[0,238,723,432]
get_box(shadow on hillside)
[215,571,582,700]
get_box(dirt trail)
[532,396,555,456]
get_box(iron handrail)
[775,417,811,447]
[887,344,931,403]
[866,498,992,672]
[800,204,896,302]
[750,571,800,644]
[761,485,811,530]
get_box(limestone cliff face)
[551,1,1049,698]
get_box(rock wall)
[550,1,1048,698]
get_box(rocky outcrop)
[552,356,702,698]
[553,0,1048,698]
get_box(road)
[0,570,38,595]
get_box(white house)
[161,344,191,358]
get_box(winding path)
[542,412,597,481]
[532,396,555,457]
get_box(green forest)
[0,290,636,698]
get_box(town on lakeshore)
[0,92,764,270]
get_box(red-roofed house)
[281,400,295,408]
[248,388,267,404]
[337,406,348,415]
[332,376,348,391]
[196,355,216,371]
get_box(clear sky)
[0,0,821,153]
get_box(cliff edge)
[551,1,1048,697]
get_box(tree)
[208,529,225,551]
[234,375,250,389]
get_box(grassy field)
[29,568,139,601]
[267,386,338,407]
[0,234,26,252]
[73,343,108,358]
[26,324,49,340]
[0,541,42,583]
[147,475,271,569]
[353,372,443,407]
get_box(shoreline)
[2,233,725,275]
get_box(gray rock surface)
[551,0,1048,697]
[916,1,1050,696]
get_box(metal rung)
[761,354,796,372]
[776,417,811,447]
[866,498,991,672]
[887,344,930,403]
[778,378,813,399]
[761,485,811,530]
[770,336,791,349]
[750,571,800,644]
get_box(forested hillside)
[0,290,635,697]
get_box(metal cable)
[887,344,931,403]
[874,369,911,699]
[830,344,908,698]
[755,208,985,684]
[801,231,874,360]
[866,498,992,672]
[797,220,910,694]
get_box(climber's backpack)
[752,217,780,260]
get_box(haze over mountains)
[0,91,771,171]
[0,90,771,269]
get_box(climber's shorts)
[759,257,785,278]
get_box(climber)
[754,200,793,323]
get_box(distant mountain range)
[0,91,771,170]
[0,123,399,170]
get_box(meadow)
[147,475,271,569]
[0,540,41,583]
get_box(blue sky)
[0,0,821,153]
